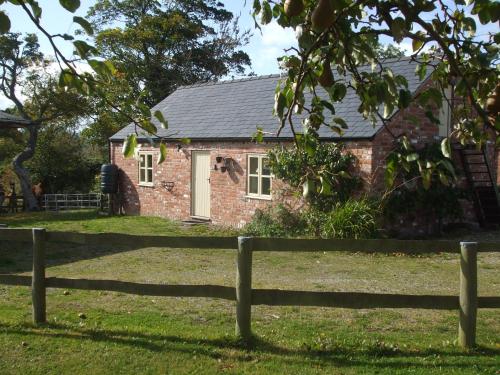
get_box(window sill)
[245,195,272,201]
[138,183,154,188]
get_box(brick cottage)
[109,57,500,229]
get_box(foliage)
[244,199,379,239]
[252,0,499,191]
[268,141,361,210]
[27,126,103,194]
[88,0,252,106]
[243,204,306,237]
[303,198,380,239]
[385,137,456,190]
[383,141,464,229]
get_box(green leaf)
[406,153,419,162]
[122,134,137,158]
[391,17,406,42]
[421,169,431,190]
[73,40,96,58]
[328,83,347,102]
[260,1,272,24]
[438,171,449,186]
[441,138,451,158]
[157,143,167,164]
[385,158,397,188]
[398,89,412,108]
[253,127,264,143]
[29,1,42,19]
[154,110,168,129]
[73,16,93,35]
[332,117,348,129]
[59,0,80,13]
[412,38,424,52]
[58,69,75,88]
[273,92,286,119]
[88,59,113,80]
[402,136,411,150]
[319,176,332,195]
[0,11,11,34]
[303,178,315,198]
[140,119,157,134]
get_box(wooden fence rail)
[0,228,499,349]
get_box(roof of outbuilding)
[0,111,32,127]
[110,56,429,142]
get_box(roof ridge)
[176,74,283,90]
[176,56,416,91]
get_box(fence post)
[236,236,253,342]
[459,241,478,349]
[32,228,46,324]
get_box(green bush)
[318,199,380,239]
[245,199,380,239]
[243,204,306,237]
[268,142,361,211]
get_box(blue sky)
[0,1,496,109]
[2,1,295,75]
[0,1,298,108]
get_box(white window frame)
[247,154,272,200]
[138,151,154,187]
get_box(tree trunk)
[12,124,39,211]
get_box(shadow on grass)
[0,240,148,274]
[0,321,498,371]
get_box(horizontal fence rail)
[2,228,499,252]
[42,193,104,211]
[0,228,499,349]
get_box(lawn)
[0,210,499,374]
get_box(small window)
[138,152,154,186]
[247,155,271,199]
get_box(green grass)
[0,209,239,236]
[0,211,499,374]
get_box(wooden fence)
[0,228,499,349]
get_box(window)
[138,152,154,186]
[247,155,271,199]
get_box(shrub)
[268,142,361,211]
[383,141,465,233]
[312,199,380,239]
[245,199,380,239]
[243,204,306,237]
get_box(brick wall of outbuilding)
[111,140,375,227]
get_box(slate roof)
[0,111,32,126]
[110,56,429,142]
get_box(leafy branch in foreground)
[253,0,499,191]
[0,0,173,161]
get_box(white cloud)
[246,21,297,75]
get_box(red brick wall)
[111,140,378,227]
[112,141,312,227]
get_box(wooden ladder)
[457,145,500,227]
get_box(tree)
[0,32,93,209]
[29,124,102,194]
[88,0,252,106]
[253,0,499,193]
[0,0,247,172]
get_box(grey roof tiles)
[110,57,429,141]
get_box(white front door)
[192,151,211,218]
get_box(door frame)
[191,150,211,219]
